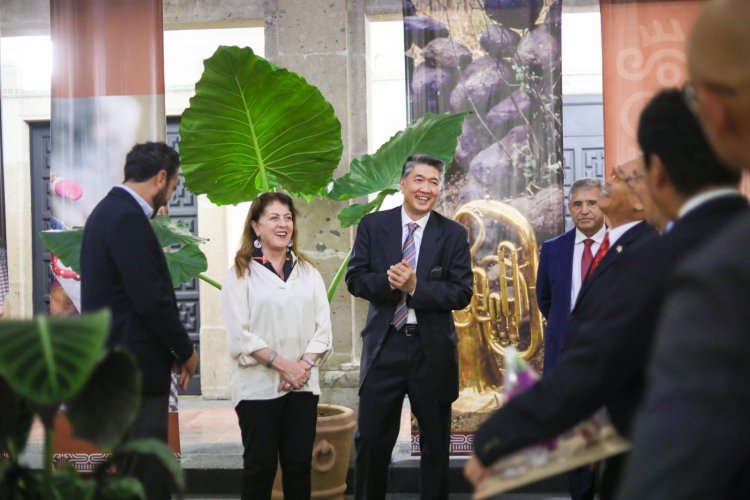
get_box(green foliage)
[326,112,467,229]
[151,216,209,288]
[40,216,209,288]
[179,45,343,204]
[39,228,83,275]
[0,313,184,499]
[0,312,109,406]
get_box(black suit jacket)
[474,198,748,466]
[80,187,194,396]
[618,202,750,500]
[345,206,473,404]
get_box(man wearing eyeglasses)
[618,2,750,499]
[465,89,745,499]
[464,152,656,483]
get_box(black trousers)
[118,393,171,500]
[355,328,452,500]
[235,391,319,500]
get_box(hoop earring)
[253,239,262,249]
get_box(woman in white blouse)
[221,192,332,500]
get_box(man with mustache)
[536,177,605,500]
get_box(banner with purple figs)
[403,0,563,455]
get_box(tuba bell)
[452,198,544,397]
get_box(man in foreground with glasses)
[465,89,744,499]
[618,1,750,498]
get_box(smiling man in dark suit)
[464,89,745,499]
[346,153,473,500]
[80,141,198,500]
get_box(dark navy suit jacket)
[345,206,472,404]
[536,228,576,374]
[473,196,748,469]
[80,187,194,396]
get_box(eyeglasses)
[683,79,750,115]
[612,165,646,188]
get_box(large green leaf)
[39,228,84,274]
[326,112,468,201]
[337,190,396,228]
[179,45,343,204]
[113,438,185,492]
[66,349,140,451]
[0,311,110,405]
[150,215,206,248]
[40,217,209,287]
[164,244,208,288]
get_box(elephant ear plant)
[0,310,184,499]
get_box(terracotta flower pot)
[272,403,355,499]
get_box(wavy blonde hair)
[234,192,311,278]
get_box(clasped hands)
[387,259,417,294]
[277,357,312,392]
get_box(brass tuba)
[452,199,544,398]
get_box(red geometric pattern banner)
[600,0,703,172]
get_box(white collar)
[574,224,607,244]
[607,220,641,246]
[678,187,743,219]
[116,185,154,218]
[400,206,430,231]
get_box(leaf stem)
[43,426,54,499]
[198,273,222,290]
[326,194,387,302]
[326,250,351,303]
[36,317,57,391]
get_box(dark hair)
[234,192,311,277]
[401,153,445,180]
[123,142,181,183]
[638,89,740,195]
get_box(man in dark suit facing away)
[618,1,750,497]
[346,153,473,500]
[81,142,199,500]
[536,176,605,500]
[465,89,745,499]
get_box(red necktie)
[581,238,594,282]
[587,232,610,279]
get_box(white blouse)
[221,258,333,405]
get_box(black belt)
[393,324,419,336]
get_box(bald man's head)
[687,0,750,170]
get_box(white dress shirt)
[570,225,607,310]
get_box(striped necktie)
[392,222,419,330]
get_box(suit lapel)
[382,207,403,266]
[417,212,442,279]
[560,229,575,308]
[576,221,648,306]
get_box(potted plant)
[0,310,184,499]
